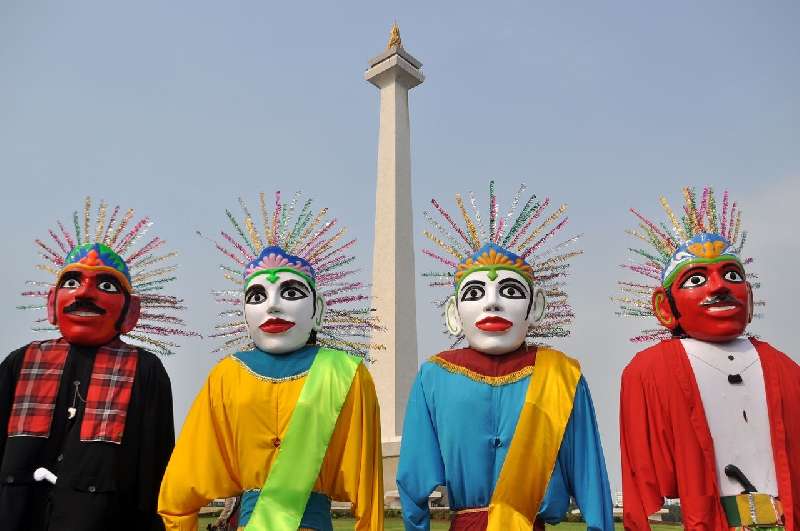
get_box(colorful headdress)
[614,186,763,342]
[61,243,132,291]
[244,245,316,287]
[423,181,582,343]
[19,197,199,355]
[203,191,383,357]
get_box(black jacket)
[0,341,175,531]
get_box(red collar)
[431,344,537,384]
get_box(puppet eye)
[460,286,485,302]
[499,284,526,299]
[680,274,707,289]
[281,286,308,301]
[61,278,81,289]
[97,280,119,293]
[245,288,267,304]
[724,270,744,283]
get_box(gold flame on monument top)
[387,22,402,49]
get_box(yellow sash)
[487,348,581,530]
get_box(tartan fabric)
[80,340,138,443]
[8,338,139,444]
[8,339,70,438]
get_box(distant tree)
[661,504,683,523]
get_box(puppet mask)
[47,245,140,346]
[653,260,751,342]
[244,270,324,354]
[652,233,751,342]
[445,268,546,355]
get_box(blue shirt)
[396,359,614,530]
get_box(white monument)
[365,24,423,458]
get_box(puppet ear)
[652,287,678,329]
[444,295,462,336]
[313,295,326,331]
[746,281,754,324]
[529,286,547,325]
[121,294,141,334]
[47,287,57,325]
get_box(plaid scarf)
[8,338,139,444]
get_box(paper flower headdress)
[613,186,763,342]
[204,191,383,357]
[20,197,198,355]
[423,181,582,345]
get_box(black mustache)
[699,293,740,307]
[64,300,106,315]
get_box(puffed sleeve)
[0,347,26,465]
[158,359,241,531]
[324,363,384,531]
[397,367,445,531]
[136,352,175,530]
[541,376,614,530]
[620,361,669,530]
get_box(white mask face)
[243,271,324,354]
[444,269,546,355]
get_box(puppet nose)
[707,271,728,294]
[483,290,502,312]
[74,281,92,298]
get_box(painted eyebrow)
[280,279,310,291]
[499,278,528,288]
[459,280,486,291]
[245,284,266,296]
[96,273,122,285]
[721,263,744,272]
[679,266,708,278]
[58,271,82,286]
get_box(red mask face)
[652,260,752,342]
[48,269,130,346]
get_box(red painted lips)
[475,316,513,332]
[259,318,295,334]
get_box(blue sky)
[1,1,798,493]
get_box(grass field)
[199,515,680,530]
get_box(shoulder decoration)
[429,354,534,386]
[203,191,384,357]
[613,186,763,342]
[19,197,199,355]
[423,181,582,347]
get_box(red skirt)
[450,508,545,531]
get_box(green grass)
[200,515,680,530]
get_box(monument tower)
[365,24,424,446]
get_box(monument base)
[382,437,402,507]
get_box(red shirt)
[620,338,800,530]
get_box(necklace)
[687,353,760,385]
[67,380,86,420]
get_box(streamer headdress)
[613,186,762,342]
[204,191,383,357]
[423,181,583,346]
[20,197,198,355]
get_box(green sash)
[245,348,361,531]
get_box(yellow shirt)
[158,353,383,530]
